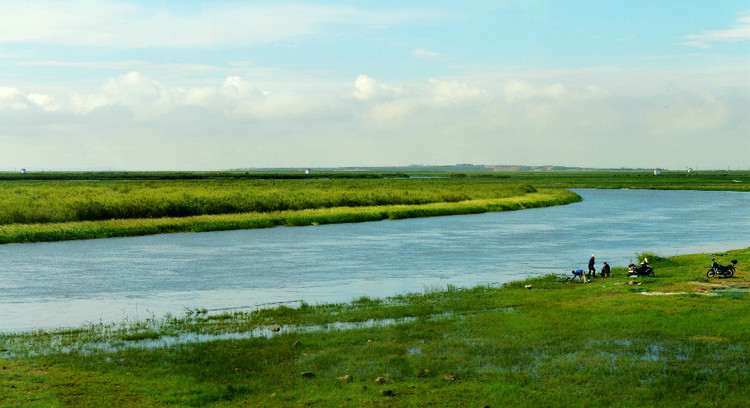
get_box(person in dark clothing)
[588,255,596,278]
[601,262,610,277]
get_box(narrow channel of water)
[0,189,748,332]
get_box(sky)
[1,0,749,171]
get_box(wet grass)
[1,247,748,407]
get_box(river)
[1,189,748,332]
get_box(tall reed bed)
[0,179,536,225]
[0,189,580,243]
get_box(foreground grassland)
[0,179,578,244]
[1,248,748,407]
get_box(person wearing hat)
[640,257,649,272]
[587,255,596,278]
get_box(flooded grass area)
[1,248,748,407]
[0,316,427,358]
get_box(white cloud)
[0,1,441,48]
[1,66,748,170]
[27,93,60,112]
[67,92,110,114]
[678,41,712,50]
[583,85,611,99]
[0,87,28,110]
[0,88,63,112]
[647,91,730,135]
[367,100,417,123]
[353,74,401,101]
[19,60,151,70]
[99,72,176,119]
[682,9,750,48]
[502,80,536,103]
[353,75,378,101]
[413,48,441,58]
[103,72,164,102]
[501,80,568,103]
[428,79,486,105]
[183,87,221,109]
[221,76,267,98]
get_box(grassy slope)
[1,248,748,407]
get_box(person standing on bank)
[588,255,596,278]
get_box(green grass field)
[0,178,579,244]
[0,188,579,244]
[1,248,747,407]
[0,178,537,224]
[494,170,750,191]
[0,169,746,244]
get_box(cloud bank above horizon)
[1,0,749,171]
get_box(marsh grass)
[2,169,746,244]
[496,170,750,192]
[0,188,580,243]
[0,179,537,225]
[1,248,748,407]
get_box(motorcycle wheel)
[647,271,655,277]
[707,269,715,278]
[726,268,734,278]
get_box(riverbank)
[1,247,747,407]
[0,187,579,244]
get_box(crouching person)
[571,269,586,282]
[601,262,611,277]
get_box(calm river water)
[1,189,748,332]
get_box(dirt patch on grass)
[688,335,731,342]
[689,277,749,294]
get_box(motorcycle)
[627,263,655,277]
[707,258,737,278]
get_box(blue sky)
[1,0,749,170]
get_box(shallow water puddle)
[1,315,429,357]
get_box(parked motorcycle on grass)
[707,258,737,278]
[627,263,655,277]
